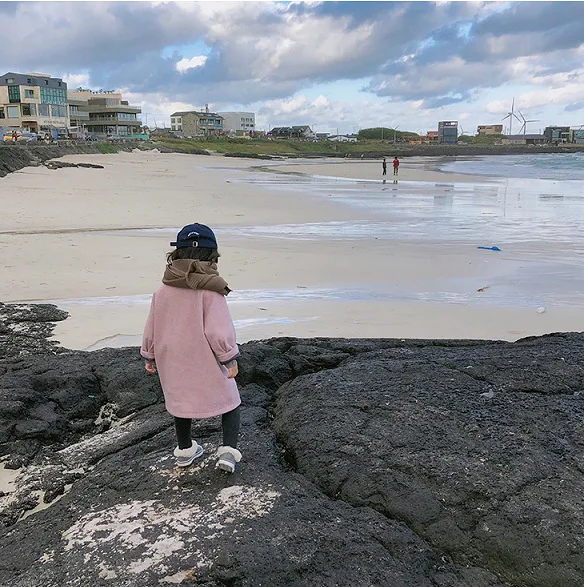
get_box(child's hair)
[167,247,220,265]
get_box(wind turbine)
[502,98,522,135]
[517,111,539,136]
[391,124,400,144]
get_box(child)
[141,223,242,473]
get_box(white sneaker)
[216,446,242,473]
[173,441,204,467]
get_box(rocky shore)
[0,143,152,178]
[0,303,582,586]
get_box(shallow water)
[439,152,584,180]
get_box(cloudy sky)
[2,1,584,135]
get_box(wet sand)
[2,151,584,350]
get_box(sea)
[439,152,584,181]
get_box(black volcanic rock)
[0,304,581,586]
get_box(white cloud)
[61,73,91,88]
[175,56,207,73]
[1,1,583,133]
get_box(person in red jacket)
[393,156,400,176]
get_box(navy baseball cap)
[170,223,218,248]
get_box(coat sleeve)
[140,294,156,360]
[203,291,239,363]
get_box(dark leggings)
[174,406,240,450]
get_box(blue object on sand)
[477,246,501,251]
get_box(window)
[38,104,49,116]
[171,118,176,123]
[22,103,36,116]
[40,87,67,104]
[6,78,14,84]
[8,85,20,103]
[45,80,49,85]
[7,106,20,118]
[50,104,67,117]
[0,108,4,119]
[24,89,34,98]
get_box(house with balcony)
[170,107,223,137]
[67,90,142,137]
[0,71,69,135]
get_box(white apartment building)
[218,111,255,135]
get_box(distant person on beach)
[141,223,242,473]
[382,157,387,176]
[393,156,400,176]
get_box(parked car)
[19,131,39,143]
[2,129,21,143]
[2,129,38,143]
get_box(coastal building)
[0,71,69,135]
[544,126,570,144]
[218,111,255,136]
[438,121,458,144]
[67,90,142,138]
[571,129,584,144]
[328,134,358,143]
[501,134,545,145]
[170,107,223,137]
[270,125,315,140]
[424,130,439,143]
[477,124,503,136]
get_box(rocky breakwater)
[0,144,108,177]
[0,303,582,587]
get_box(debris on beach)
[477,286,490,292]
[476,245,501,251]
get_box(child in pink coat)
[141,223,242,472]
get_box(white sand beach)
[2,150,584,350]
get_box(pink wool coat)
[141,285,241,418]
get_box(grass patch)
[96,142,119,154]
[154,137,403,157]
